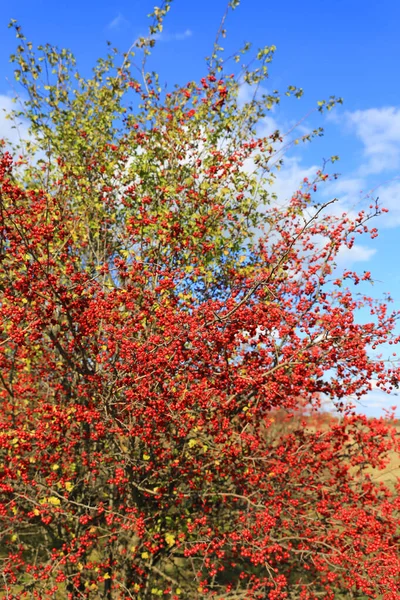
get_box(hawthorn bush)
[0,2,399,598]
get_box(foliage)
[0,2,399,598]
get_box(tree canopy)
[0,2,399,598]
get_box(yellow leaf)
[188,439,197,448]
[47,496,61,506]
[141,551,149,559]
[65,481,74,492]
[143,453,150,461]
[103,573,111,580]
[52,464,60,471]
[165,533,175,547]
[33,508,40,516]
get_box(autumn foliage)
[0,2,399,598]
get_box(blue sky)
[1,0,400,417]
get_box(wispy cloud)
[325,106,400,228]
[372,178,400,227]
[338,106,400,176]
[157,28,192,42]
[352,386,398,418]
[107,13,130,31]
[0,94,30,148]
[132,28,192,48]
[336,243,376,265]
[268,155,319,206]
[236,82,276,112]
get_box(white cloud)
[267,155,319,207]
[326,176,365,200]
[321,105,400,231]
[353,386,399,419]
[336,243,376,265]
[133,28,192,48]
[319,177,366,223]
[232,105,385,268]
[372,179,400,227]
[107,13,130,31]
[236,83,273,110]
[342,106,400,175]
[237,84,255,108]
[258,115,282,140]
[157,28,192,42]
[238,108,318,205]
[321,173,400,229]
[0,94,30,148]
[265,158,378,266]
